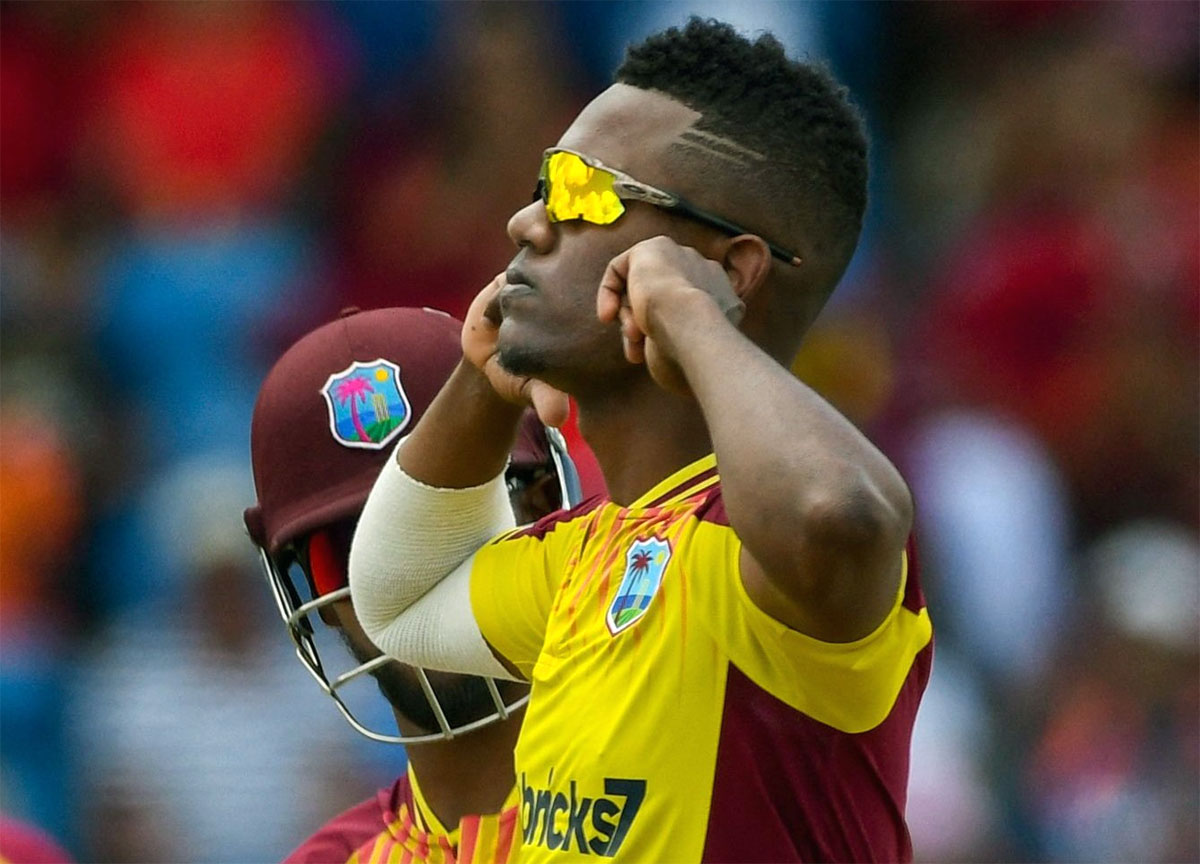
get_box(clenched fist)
[596,236,744,394]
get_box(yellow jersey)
[284,767,520,864]
[469,454,932,863]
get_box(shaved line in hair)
[675,129,767,166]
[617,18,869,297]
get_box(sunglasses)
[535,148,802,266]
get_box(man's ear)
[722,235,773,302]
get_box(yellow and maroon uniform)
[469,455,933,863]
[284,769,519,864]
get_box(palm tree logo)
[608,537,671,635]
[333,375,374,443]
[321,359,412,450]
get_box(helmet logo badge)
[320,359,411,450]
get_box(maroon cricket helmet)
[243,305,578,745]
[245,306,463,556]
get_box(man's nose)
[507,200,556,254]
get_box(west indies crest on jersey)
[321,359,411,450]
[607,537,672,636]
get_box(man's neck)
[576,379,712,505]
[397,707,524,829]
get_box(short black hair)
[615,17,868,293]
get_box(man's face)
[306,470,556,736]
[321,600,513,734]
[324,598,514,735]
[497,85,709,394]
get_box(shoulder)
[675,483,735,553]
[715,528,932,733]
[281,777,405,864]
[693,482,730,526]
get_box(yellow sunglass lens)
[543,152,625,225]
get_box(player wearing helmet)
[245,307,578,863]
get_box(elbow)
[798,470,913,558]
[346,523,405,641]
[346,533,384,639]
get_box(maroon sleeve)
[282,777,407,864]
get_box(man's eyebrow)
[675,129,767,165]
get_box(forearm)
[656,294,912,570]
[348,442,516,665]
[349,360,523,663]
[397,360,526,488]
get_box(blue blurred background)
[1,2,1196,861]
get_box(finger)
[482,276,508,327]
[474,273,505,312]
[597,248,633,323]
[616,308,644,363]
[483,293,504,328]
[696,261,744,325]
[483,356,523,403]
[465,275,505,332]
[463,277,507,360]
[527,380,571,428]
[618,306,643,344]
[624,331,646,365]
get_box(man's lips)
[497,280,536,316]
[504,265,535,289]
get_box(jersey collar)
[628,454,718,510]
[407,764,521,840]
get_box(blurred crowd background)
[1,1,1196,861]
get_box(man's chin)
[496,339,549,379]
[379,667,514,732]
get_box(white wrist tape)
[348,441,517,678]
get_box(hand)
[462,274,570,427]
[596,236,744,394]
